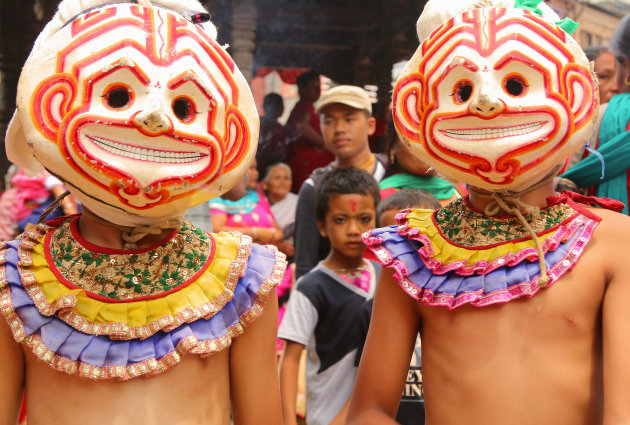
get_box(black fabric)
[296,269,366,373]
[293,165,333,280]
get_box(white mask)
[7,2,257,226]
[393,3,598,191]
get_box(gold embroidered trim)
[0,238,287,380]
[434,198,576,247]
[13,224,261,340]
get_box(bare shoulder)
[586,207,630,275]
[587,207,630,243]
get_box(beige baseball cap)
[314,85,372,114]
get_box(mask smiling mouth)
[87,134,206,163]
[440,121,544,140]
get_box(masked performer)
[0,1,285,424]
[347,1,630,424]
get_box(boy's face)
[318,193,376,259]
[321,104,376,161]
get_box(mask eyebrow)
[89,56,151,86]
[445,56,479,74]
[493,52,543,73]
[167,70,214,101]
[439,56,479,83]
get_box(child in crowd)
[355,189,440,425]
[294,85,387,280]
[279,167,380,425]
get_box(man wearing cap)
[293,85,387,280]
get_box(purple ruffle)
[3,240,282,376]
[365,219,596,309]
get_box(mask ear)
[28,73,77,142]
[223,105,251,173]
[5,112,45,174]
[560,63,598,131]
[392,72,425,144]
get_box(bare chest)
[23,349,232,425]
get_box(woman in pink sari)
[210,159,283,245]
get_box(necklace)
[330,266,368,273]
[358,154,376,170]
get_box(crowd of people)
[3,0,630,424]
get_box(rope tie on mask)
[120,218,183,249]
[469,171,559,288]
[37,190,71,225]
[485,193,550,287]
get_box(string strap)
[485,193,551,287]
[469,170,559,288]
[37,190,70,224]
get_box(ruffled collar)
[362,194,602,308]
[393,196,593,276]
[9,218,254,340]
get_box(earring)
[625,74,630,86]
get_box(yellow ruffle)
[25,230,250,340]
[404,209,559,269]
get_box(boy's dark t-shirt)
[355,298,425,425]
[278,263,377,425]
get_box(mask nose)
[133,98,173,134]
[468,79,504,118]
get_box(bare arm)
[346,268,420,425]
[211,213,282,244]
[294,109,324,148]
[279,340,304,425]
[230,292,282,425]
[601,212,630,425]
[0,316,25,425]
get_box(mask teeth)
[445,121,543,139]
[89,135,202,163]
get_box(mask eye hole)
[172,97,197,123]
[452,81,473,104]
[104,86,132,109]
[504,75,528,97]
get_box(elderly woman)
[210,159,283,244]
[262,163,298,258]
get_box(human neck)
[78,210,175,250]
[468,181,556,215]
[336,148,375,173]
[267,192,285,204]
[322,251,366,271]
